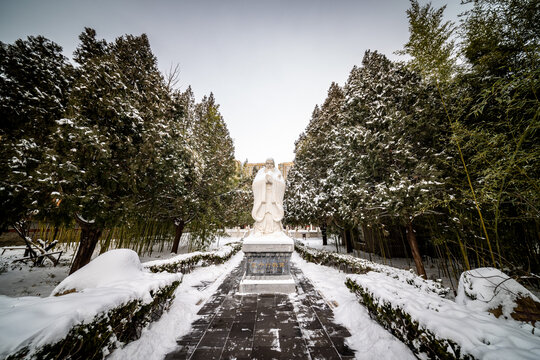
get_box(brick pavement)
[165,259,354,360]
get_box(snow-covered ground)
[0,249,183,358]
[347,270,540,359]
[300,237,465,297]
[296,250,540,359]
[109,251,244,360]
[111,249,419,360]
[291,252,416,359]
[0,236,242,298]
[3,235,537,360]
[0,239,243,359]
[0,245,76,297]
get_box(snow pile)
[143,242,241,273]
[53,249,143,295]
[0,249,182,358]
[296,243,448,296]
[347,271,540,359]
[457,267,540,325]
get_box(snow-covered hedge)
[346,273,540,360]
[1,250,182,360]
[295,242,448,296]
[144,242,242,273]
[1,244,244,359]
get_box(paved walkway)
[165,260,354,360]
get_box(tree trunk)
[321,223,327,246]
[171,219,185,254]
[345,228,353,254]
[70,217,102,275]
[406,221,426,279]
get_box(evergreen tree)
[288,51,450,275]
[54,30,174,273]
[222,161,254,229]
[344,52,449,277]
[0,36,73,233]
[167,89,236,251]
[73,27,107,65]
[285,83,347,246]
[188,93,236,249]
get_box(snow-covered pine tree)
[165,89,236,252]
[54,29,175,273]
[340,51,450,277]
[146,86,197,254]
[188,93,236,249]
[72,27,107,65]
[285,107,322,227]
[285,83,347,246]
[0,36,73,234]
[221,160,253,229]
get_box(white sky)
[0,0,465,165]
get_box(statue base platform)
[239,232,295,294]
[238,275,296,294]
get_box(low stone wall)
[225,229,322,239]
[287,230,322,239]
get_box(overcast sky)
[0,0,465,164]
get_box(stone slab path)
[165,260,354,360]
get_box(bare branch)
[165,63,181,91]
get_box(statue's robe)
[251,168,285,234]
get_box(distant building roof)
[237,161,294,180]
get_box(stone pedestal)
[239,232,295,294]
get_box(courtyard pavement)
[165,259,355,360]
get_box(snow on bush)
[457,267,540,326]
[295,242,448,296]
[0,249,182,359]
[143,242,242,273]
[347,272,540,359]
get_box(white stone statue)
[251,158,285,235]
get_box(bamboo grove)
[284,0,539,279]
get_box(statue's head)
[265,158,275,170]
